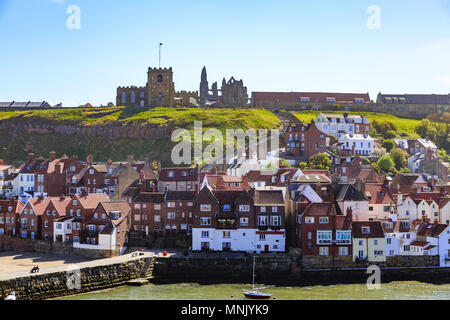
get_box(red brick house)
[40,197,71,241]
[65,192,110,220]
[285,121,327,158]
[130,192,166,237]
[79,201,131,252]
[299,202,353,258]
[158,166,200,192]
[165,191,195,235]
[0,199,23,236]
[34,151,68,197]
[19,197,49,239]
[18,196,71,240]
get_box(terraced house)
[157,166,200,192]
[299,203,353,262]
[74,201,131,254]
[192,186,286,253]
[284,120,327,159]
[0,199,23,236]
[315,113,370,139]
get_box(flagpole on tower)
[159,43,163,68]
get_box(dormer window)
[223,204,231,211]
[181,171,187,177]
[362,227,370,234]
[167,171,175,178]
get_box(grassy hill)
[0,106,280,131]
[0,107,282,165]
[292,110,421,138]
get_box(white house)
[396,194,418,222]
[315,113,370,139]
[439,198,450,225]
[338,134,374,156]
[335,184,370,222]
[54,217,73,243]
[380,219,418,256]
[415,223,450,267]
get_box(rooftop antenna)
[159,43,163,68]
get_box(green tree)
[360,156,370,165]
[298,162,308,170]
[437,149,450,163]
[400,167,411,174]
[377,155,395,173]
[389,148,408,170]
[371,163,381,175]
[308,153,331,170]
[385,130,397,139]
[382,140,395,153]
[280,158,292,168]
[415,119,438,141]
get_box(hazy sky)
[0,0,450,106]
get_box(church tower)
[199,66,209,106]
[147,67,175,107]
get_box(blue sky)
[0,0,450,106]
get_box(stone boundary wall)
[0,257,153,300]
[0,236,119,260]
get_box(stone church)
[117,67,198,108]
[199,66,249,107]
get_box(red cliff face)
[0,121,172,140]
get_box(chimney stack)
[50,151,56,161]
[87,154,93,166]
[127,155,134,166]
[397,193,403,206]
[346,207,353,218]
[28,153,35,162]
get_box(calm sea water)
[57,281,450,300]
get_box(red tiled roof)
[364,184,394,204]
[302,202,337,216]
[411,241,429,247]
[352,221,384,238]
[75,193,110,210]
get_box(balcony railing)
[20,225,27,230]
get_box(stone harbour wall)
[386,255,439,268]
[153,254,293,281]
[301,255,355,269]
[0,257,153,300]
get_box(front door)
[264,245,269,253]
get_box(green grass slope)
[292,110,421,138]
[0,107,282,165]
